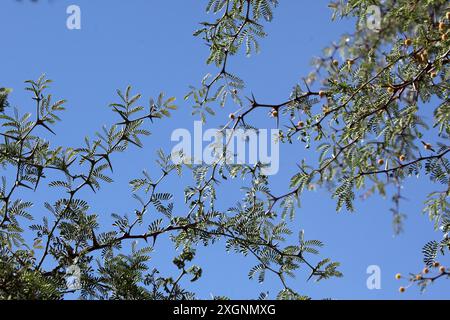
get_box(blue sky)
[0,0,448,299]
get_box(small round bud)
[377,159,385,166]
[399,154,406,162]
[297,121,305,129]
[424,143,433,150]
[421,51,428,62]
[271,109,278,117]
[332,60,339,67]
[404,38,412,46]
[399,286,406,293]
[387,86,395,93]
[229,113,235,120]
[319,90,327,98]
[439,266,446,274]
[439,22,446,32]
[347,59,354,66]
[395,273,402,280]
[430,71,437,78]
[433,261,440,268]
[422,267,429,274]
[442,33,448,41]
[415,274,422,281]
[414,53,424,64]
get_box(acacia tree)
[1,0,449,299]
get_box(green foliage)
[2,0,449,299]
[0,74,334,300]
[0,88,12,113]
[186,0,450,292]
[186,0,278,122]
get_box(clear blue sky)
[0,0,448,299]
